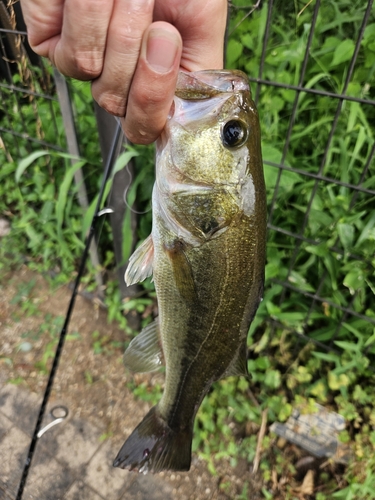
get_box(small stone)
[0,218,10,237]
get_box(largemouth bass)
[114,70,266,473]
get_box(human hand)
[20,0,228,144]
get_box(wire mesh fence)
[229,0,375,372]
[0,0,66,153]
[1,0,375,364]
[1,1,374,361]
[0,0,120,293]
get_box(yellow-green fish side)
[114,70,267,474]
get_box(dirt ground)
[0,266,268,500]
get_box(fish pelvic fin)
[113,406,192,473]
[125,235,154,286]
[123,319,163,373]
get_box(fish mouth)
[157,70,251,139]
[176,70,250,100]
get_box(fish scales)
[155,219,262,425]
[114,70,267,474]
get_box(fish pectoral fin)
[164,240,196,303]
[224,340,249,378]
[125,235,154,286]
[123,319,163,373]
[113,405,192,473]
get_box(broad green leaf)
[100,149,140,210]
[364,330,375,348]
[332,486,354,499]
[334,340,360,352]
[15,151,49,183]
[306,243,329,257]
[288,271,315,292]
[309,209,333,232]
[337,223,354,250]
[264,370,281,389]
[331,39,355,67]
[25,224,42,248]
[81,150,141,239]
[312,351,339,363]
[255,357,270,370]
[328,372,350,390]
[112,150,139,177]
[365,279,375,296]
[262,144,282,164]
[226,39,243,67]
[55,160,87,240]
[310,327,338,342]
[291,116,335,140]
[356,210,375,247]
[363,23,375,45]
[241,33,253,50]
[343,268,364,295]
[263,165,301,191]
[341,321,365,340]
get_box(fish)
[113,69,267,474]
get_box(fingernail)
[146,29,180,74]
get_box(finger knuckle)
[95,92,126,117]
[71,51,103,79]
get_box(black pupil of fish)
[222,120,246,147]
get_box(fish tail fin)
[113,406,192,473]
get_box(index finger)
[21,0,114,80]
[53,0,114,79]
[91,0,155,116]
[20,0,64,51]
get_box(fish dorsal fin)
[164,240,196,303]
[123,319,163,373]
[125,235,154,286]
[225,340,249,378]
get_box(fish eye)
[221,119,248,148]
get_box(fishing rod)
[15,120,123,500]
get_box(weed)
[90,329,122,355]
[9,278,40,317]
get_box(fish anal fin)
[125,235,154,286]
[113,406,192,473]
[164,240,196,303]
[225,340,249,378]
[123,320,163,373]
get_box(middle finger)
[91,0,154,116]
